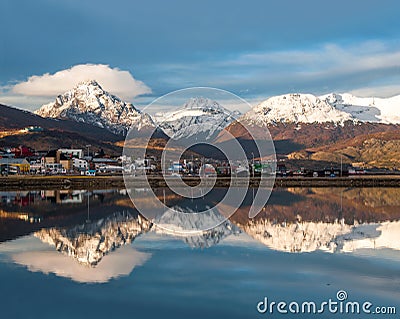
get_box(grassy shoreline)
[1,175,400,190]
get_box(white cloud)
[154,40,400,98]
[224,41,400,77]
[10,64,151,100]
[350,84,400,98]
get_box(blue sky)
[1,0,400,110]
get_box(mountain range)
[2,80,400,168]
[153,97,240,140]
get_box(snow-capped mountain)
[321,93,400,124]
[35,80,154,135]
[242,92,400,125]
[153,97,240,140]
[242,93,354,125]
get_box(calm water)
[0,187,399,319]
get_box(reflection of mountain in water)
[154,218,241,249]
[335,220,400,253]
[241,218,400,253]
[35,211,151,266]
[242,219,351,253]
[233,187,400,253]
[4,187,400,259]
[154,205,227,234]
[35,206,240,266]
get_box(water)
[0,187,399,318]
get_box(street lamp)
[340,153,343,177]
[251,152,255,177]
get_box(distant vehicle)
[348,167,366,175]
[0,165,8,176]
[85,170,96,176]
[199,164,217,177]
[8,166,19,175]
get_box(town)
[0,138,370,179]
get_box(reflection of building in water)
[0,209,41,223]
[0,191,35,206]
[42,190,85,204]
[35,211,151,266]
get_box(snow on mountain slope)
[153,97,240,140]
[35,211,151,266]
[241,92,400,126]
[242,93,354,125]
[35,80,154,135]
[321,93,400,124]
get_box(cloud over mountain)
[11,64,151,100]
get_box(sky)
[1,0,400,111]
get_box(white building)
[73,158,88,171]
[58,149,83,159]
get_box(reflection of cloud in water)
[12,245,150,283]
[1,209,241,283]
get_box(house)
[44,149,72,172]
[92,158,118,170]
[0,158,30,173]
[58,148,83,159]
[59,153,72,171]
[11,146,33,158]
[73,158,88,171]
[45,163,65,174]
[44,150,57,164]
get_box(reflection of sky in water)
[0,230,399,319]
[1,187,400,318]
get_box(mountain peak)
[320,92,400,124]
[183,97,224,111]
[243,93,354,125]
[153,97,240,140]
[35,80,155,135]
[77,79,102,87]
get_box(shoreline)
[1,175,400,190]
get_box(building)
[23,126,43,133]
[45,163,65,174]
[73,158,88,171]
[11,146,33,158]
[59,154,72,171]
[58,149,83,159]
[44,150,72,172]
[0,158,30,173]
[44,150,57,165]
